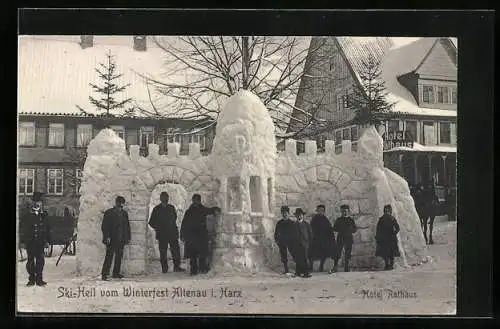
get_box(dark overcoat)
[20,210,51,247]
[310,214,337,260]
[375,214,401,258]
[295,220,313,253]
[101,207,131,247]
[333,216,357,245]
[148,203,179,241]
[180,203,209,259]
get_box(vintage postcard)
[16,34,457,315]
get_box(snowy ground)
[16,216,456,315]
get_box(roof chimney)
[80,35,94,49]
[133,36,147,52]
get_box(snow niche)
[211,90,277,274]
[146,182,189,274]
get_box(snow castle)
[76,90,428,276]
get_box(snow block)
[148,144,159,159]
[305,140,317,155]
[129,145,140,161]
[325,140,336,155]
[167,142,180,158]
[285,139,297,157]
[188,143,201,159]
[341,140,352,153]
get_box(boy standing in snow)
[309,204,337,272]
[274,206,296,275]
[330,204,357,273]
[375,204,401,270]
[293,208,312,278]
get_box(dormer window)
[422,85,435,103]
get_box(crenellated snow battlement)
[128,142,207,161]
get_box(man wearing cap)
[101,196,131,281]
[274,206,297,275]
[20,192,51,286]
[148,192,185,273]
[293,208,312,278]
[330,204,357,273]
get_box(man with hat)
[293,208,312,278]
[20,191,51,286]
[330,204,357,273]
[274,206,297,275]
[101,195,131,281]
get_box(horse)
[413,184,438,245]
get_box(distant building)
[291,37,457,188]
[18,36,215,217]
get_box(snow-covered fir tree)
[77,51,135,117]
[349,53,395,126]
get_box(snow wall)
[77,90,428,276]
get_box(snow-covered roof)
[384,142,456,153]
[18,36,176,117]
[379,37,457,118]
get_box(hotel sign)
[383,130,414,150]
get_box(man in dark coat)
[375,204,401,270]
[274,206,297,275]
[309,204,337,272]
[20,192,51,286]
[148,192,185,273]
[293,208,312,278]
[180,194,209,275]
[101,196,131,281]
[330,204,357,273]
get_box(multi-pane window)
[19,122,35,146]
[336,95,343,112]
[405,120,418,142]
[48,123,65,147]
[342,128,350,141]
[335,130,342,145]
[422,85,435,103]
[140,126,154,148]
[387,120,400,133]
[76,168,83,194]
[47,168,64,195]
[451,87,457,104]
[421,121,436,145]
[190,134,206,150]
[18,169,35,195]
[110,125,125,140]
[350,126,359,141]
[437,86,450,104]
[439,122,451,144]
[342,93,351,109]
[76,124,93,147]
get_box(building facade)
[17,35,216,217]
[291,37,457,189]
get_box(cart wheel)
[44,244,53,257]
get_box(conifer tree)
[349,53,395,126]
[77,51,135,117]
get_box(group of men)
[20,190,401,286]
[274,203,402,277]
[100,192,221,280]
